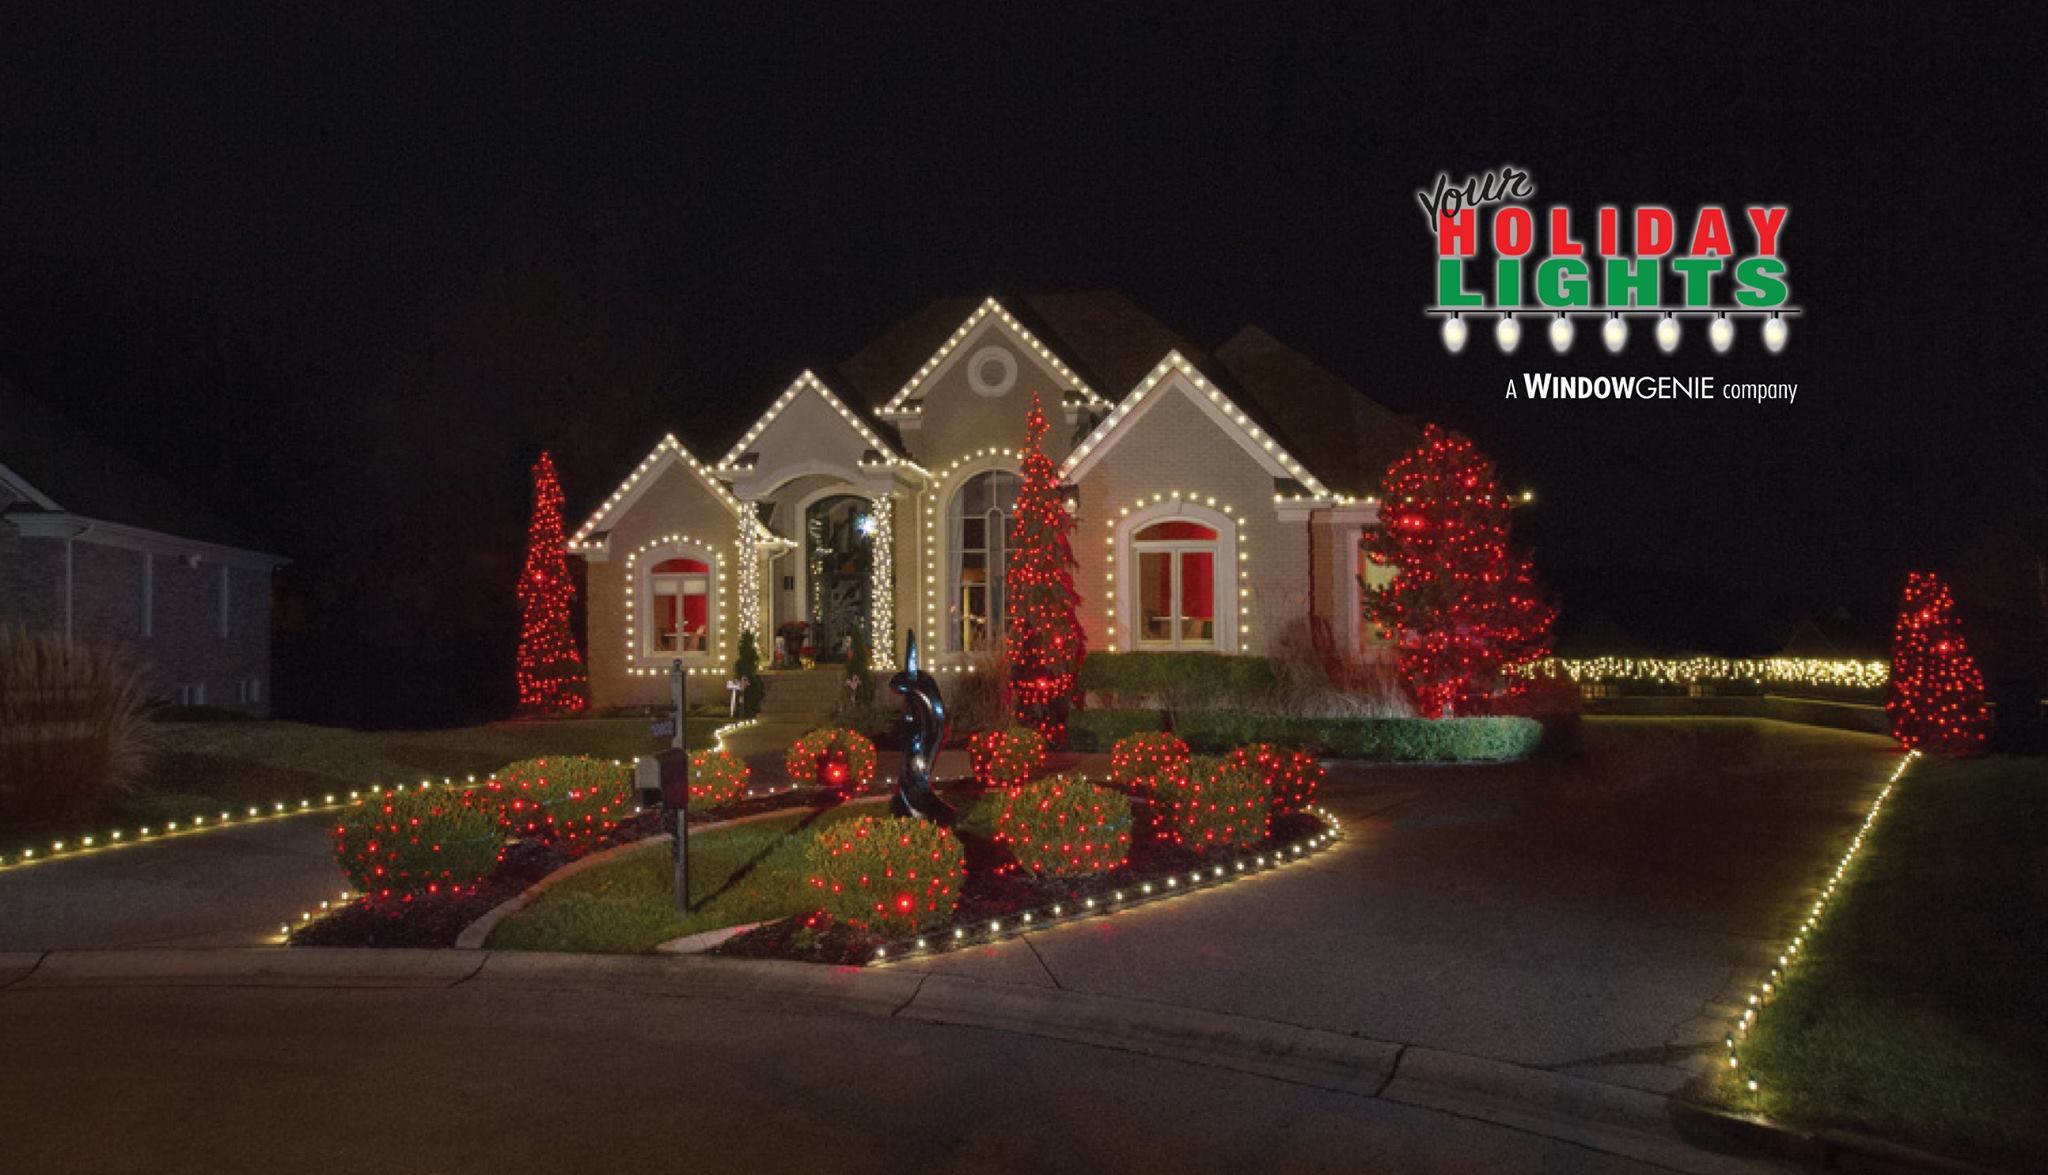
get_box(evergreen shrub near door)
[1078,652,1276,709]
[1071,709,1541,761]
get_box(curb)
[655,923,758,954]
[452,796,887,950]
[7,947,484,989]
[1670,1101,2010,1174]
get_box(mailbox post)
[634,659,691,914]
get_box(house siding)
[1069,385,1309,659]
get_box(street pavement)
[0,966,1765,1174]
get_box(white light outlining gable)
[1060,351,1333,498]
[880,297,1108,417]
[568,435,775,554]
[716,370,914,472]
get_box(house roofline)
[2,510,288,569]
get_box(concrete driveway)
[900,718,1897,1096]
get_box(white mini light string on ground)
[868,807,1344,966]
[1721,751,1918,1094]
[1528,656,1888,691]
[1100,491,1249,653]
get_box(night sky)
[3,8,2042,724]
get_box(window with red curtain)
[650,556,711,653]
[1132,520,1220,648]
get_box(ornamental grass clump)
[1108,731,1190,794]
[1224,743,1326,815]
[995,775,1132,877]
[0,626,155,827]
[491,756,636,854]
[805,814,965,936]
[786,726,878,791]
[333,787,505,898]
[688,747,750,808]
[1157,755,1271,851]
[967,725,1046,788]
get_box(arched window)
[947,469,1021,652]
[1132,519,1221,649]
[648,556,711,655]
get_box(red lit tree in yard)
[1005,395,1085,745]
[516,451,588,714]
[1886,571,1991,754]
[1364,424,1555,717]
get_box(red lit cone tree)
[1886,571,1991,754]
[516,451,589,713]
[1005,395,1086,746]
[1364,424,1555,717]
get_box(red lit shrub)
[995,775,1133,877]
[1109,731,1190,793]
[488,756,636,854]
[968,725,1046,788]
[786,726,879,790]
[333,787,505,898]
[1156,755,1271,851]
[1224,743,1325,815]
[805,815,965,935]
[688,747,750,808]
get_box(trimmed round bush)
[1225,743,1326,814]
[1109,731,1191,792]
[1157,755,1271,851]
[995,775,1133,877]
[491,756,636,854]
[333,786,505,898]
[688,747,750,808]
[805,815,965,935]
[968,725,1046,788]
[786,726,879,790]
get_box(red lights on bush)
[1886,571,1991,754]
[1108,731,1191,794]
[1224,743,1325,815]
[995,775,1132,877]
[688,747,750,808]
[786,727,879,791]
[967,725,1047,788]
[1155,755,1271,851]
[487,756,636,855]
[332,789,504,898]
[1365,424,1554,717]
[805,815,965,935]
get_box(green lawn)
[96,715,727,827]
[1714,755,2048,1166]
[488,793,996,953]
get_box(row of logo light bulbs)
[1441,311,1789,355]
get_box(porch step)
[759,669,849,720]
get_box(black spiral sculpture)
[888,630,956,825]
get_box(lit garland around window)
[1101,493,1247,653]
[622,534,727,676]
[1723,752,1918,1095]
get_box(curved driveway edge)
[2,945,1776,1174]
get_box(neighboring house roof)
[0,378,284,562]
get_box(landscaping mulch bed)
[290,786,833,949]
[717,804,1326,967]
